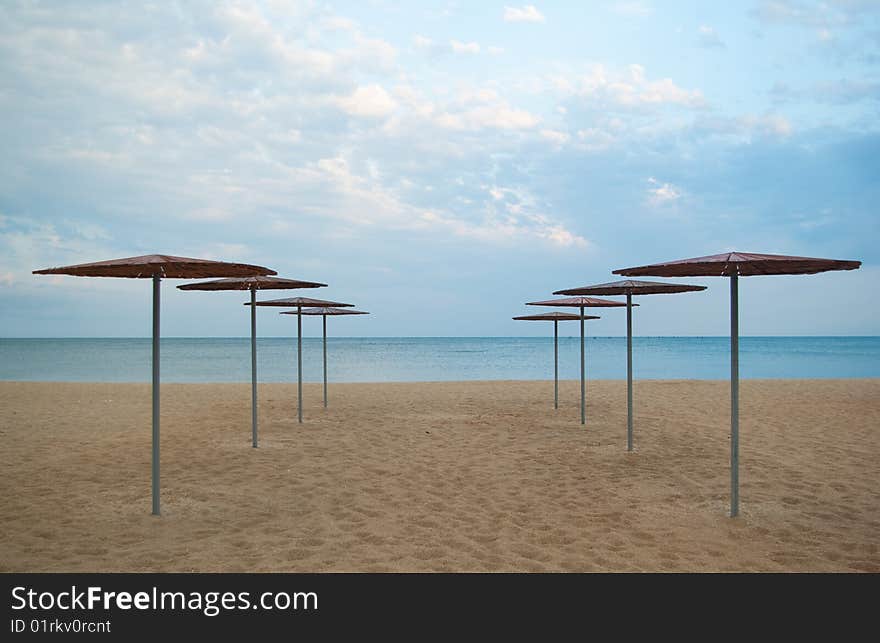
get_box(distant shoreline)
[3,377,880,384]
[3,335,879,339]
[3,337,878,382]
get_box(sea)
[0,337,877,382]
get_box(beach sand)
[0,379,877,572]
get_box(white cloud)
[744,113,793,137]
[336,84,398,118]
[321,16,357,31]
[413,34,433,49]
[186,208,235,222]
[646,177,683,206]
[488,46,505,55]
[626,64,705,106]
[473,185,589,247]
[752,0,847,28]
[538,225,588,247]
[435,104,540,131]
[576,127,616,151]
[419,210,588,248]
[391,84,437,118]
[540,129,570,145]
[698,25,726,48]
[0,217,121,289]
[414,35,488,56]
[283,156,587,248]
[197,242,251,260]
[350,35,398,71]
[457,88,500,103]
[503,5,546,23]
[689,113,795,143]
[451,40,480,54]
[548,64,706,110]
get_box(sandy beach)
[1,379,877,572]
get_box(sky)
[1,0,878,338]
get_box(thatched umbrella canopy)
[33,254,275,278]
[513,311,600,409]
[527,297,629,425]
[178,276,327,448]
[33,254,276,516]
[248,297,353,423]
[614,251,861,517]
[281,307,369,408]
[553,279,706,451]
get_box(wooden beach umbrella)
[281,307,369,408]
[527,297,629,425]
[613,251,861,517]
[177,276,327,448]
[33,254,276,516]
[513,312,600,410]
[553,279,706,451]
[246,297,353,423]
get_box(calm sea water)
[0,337,877,382]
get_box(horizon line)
[2,335,878,340]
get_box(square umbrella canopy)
[613,251,861,517]
[527,297,630,425]
[178,276,327,448]
[33,254,276,516]
[513,312,600,410]
[281,307,369,408]
[247,297,354,423]
[553,279,706,451]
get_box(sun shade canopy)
[176,275,327,449]
[178,276,326,291]
[31,252,275,516]
[247,296,353,307]
[513,312,600,321]
[33,254,276,279]
[282,307,369,316]
[527,296,631,308]
[552,279,704,451]
[611,249,861,518]
[613,252,862,278]
[554,279,706,296]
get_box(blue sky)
[1,1,877,337]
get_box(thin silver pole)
[580,305,585,425]
[553,319,558,410]
[251,288,258,448]
[151,275,160,516]
[627,293,633,452]
[323,314,328,408]
[730,273,739,517]
[297,305,303,423]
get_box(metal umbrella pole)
[730,273,739,517]
[152,275,161,516]
[322,314,328,408]
[297,305,303,423]
[250,288,258,447]
[626,293,633,452]
[580,305,585,425]
[610,251,860,516]
[33,254,278,518]
[553,319,558,410]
